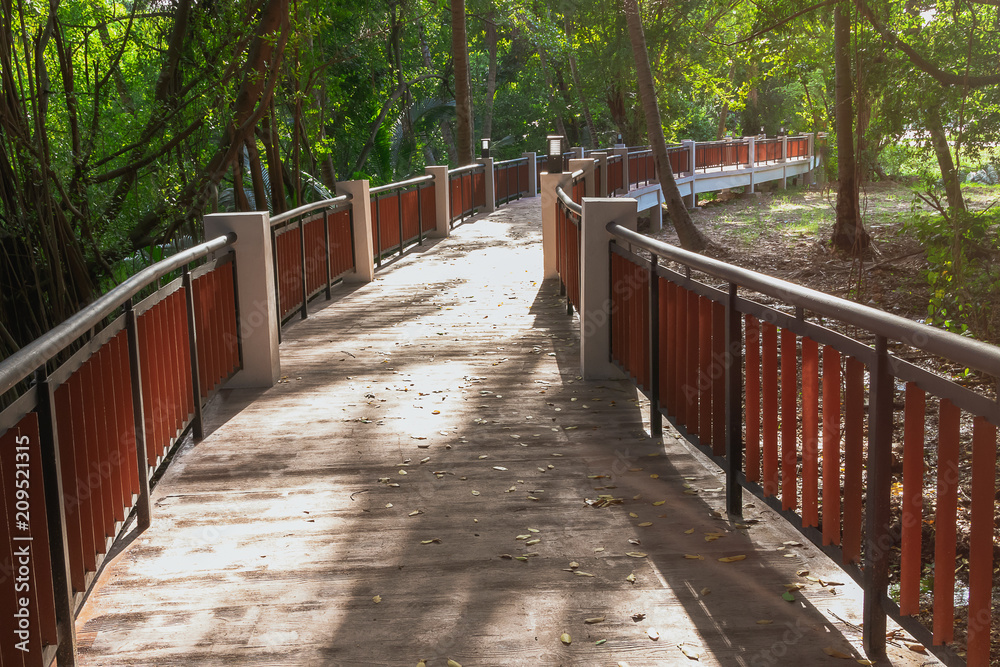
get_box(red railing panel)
[899,382,924,616]
[801,337,818,527]
[933,398,960,645]
[744,316,761,483]
[780,328,797,511]
[821,346,841,546]
[68,371,98,571]
[761,322,778,496]
[843,356,865,565]
[98,345,125,523]
[685,289,699,434]
[658,277,670,412]
[329,209,354,277]
[664,281,677,416]
[698,296,712,447]
[54,381,85,592]
[711,301,725,455]
[966,416,996,664]
[675,287,688,426]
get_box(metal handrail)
[0,233,238,396]
[607,221,1000,378]
[369,174,434,196]
[493,157,528,167]
[270,194,351,227]
[449,163,484,176]
[556,185,582,215]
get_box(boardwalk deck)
[76,197,936,666]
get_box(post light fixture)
[616,133,623,144]
[547,135,563,174]
[481,137,491,159]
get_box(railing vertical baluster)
[182,267,204,441]
[34,369,78,666]
[724,282,743,517]
[648,253,661,437]
[323,210,332,299]
[397,189,404,258]
[375,196,382,268]
[271,230,282,342]
[124,298,151,530]
[299,219,308,320]
[417,185,424,246]
[863,334,892,658]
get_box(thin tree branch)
[724,0,840,46]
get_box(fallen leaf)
[906,643,926,654]
[528,528,540,533]
[626,573,636,584]
[420,457,430,464]
[417,661,426,667]
[647,628,660,641]
[594,547,605,552]
[628,538,641,545]
[372,595,382,604]
[516,534,530,540]
[718,555,747,563]
[684,554,704,560]
[631,613,646,622]
[568,561,579,569]
[782,591,796,602]
[515,556,528,561]
[856,660,875,665]
[575,571,595,577]
[595,638,607,645]
[493,466,508,471]
[478,455,489,459]
[408,510,423,517]
[385,503,393,508]
[700,588,711,596]
[638,522,653,527]
[560,633,572,645]
[823,647,852,659]
[785,583,805,591]
[650,474,660,479]
[499,554,512,559]
[684,528,695,534]
[585,617,605,624]
[526,538,541,546]
[432,410,441,415]
[756,620,773,625]
[626,551,648,558]
[629,512,639,518]
[678,644,700,660]
[420,538,442,544]
[653,500,666,506]
[447,661,462,667]
[471,490,480,496]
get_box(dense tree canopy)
[1,0,998,358]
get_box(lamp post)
[546,135,563,174]
[480,137,491,159]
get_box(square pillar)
[424,166,451,238]
[744,136,757,193]
[540,171,572,280]
[479,157,496,212]
[682,139,696,175]
[568,158,596,197]
[336,180,376,281]
[571,146,585,159]
[204,212,280,388]
[522,152,538,198]
[579,197,638,380]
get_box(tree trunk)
[537,47,568,140]
[554,66,580,146]
[481,12,498,141]
[451,0,474,165]
[565,15,598,148]
[831,2,870,255]
[926,104,966,212]
[622,0,709,252]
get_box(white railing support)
[424,166,451,238]
[580,197,637,380]
[745,136,757,194]
[335,180,376,281]
[522,152,538,198]
[204,211,280,388]
[480,157,497,212]
[568,158,596,198]
[540,171,572,279]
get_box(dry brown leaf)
[823,647,852,659]
[372,595,382,604]
[638,522,653,527]
[585,616,606,624]
[684,528,695,534]
[626,572,636,584]
[700,587,711,596]
[447,660,462,667]
[420,538,442,544]
[906,643,926,654]
[653,500,666,506]
[718,555,747,562]
[560,633,572,645]
[684,554,704,560]
[626,551,648,558]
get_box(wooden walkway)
[75,197,936,666]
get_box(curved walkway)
[76,197,935,666]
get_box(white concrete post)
[540,171,572,280]
[779,136,789,189]
[591,152,609,197]
[579,197,638,380]
[480,157,496,212]
[681,140,696,207]
[804,133,816,186]
[522,152,538,197]
[424,166,451,238]
[336,180,376,281]
[682,140,696,175]
[745,137,756,194]
[611,146,629,195]
[204,212,280,388]
[568,158,596,197]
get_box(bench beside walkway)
[75,197,933,666]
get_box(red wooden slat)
[780,328,797,511]
[98,344,125,523]
[639,263,649,389]
[932,398,960,646]
[150,301,167,460]
[966,416,996,666]
[821,346,841,546]
[89,352,115,541]
[664,281,676,415]
[68,372,97,571]
[711,301,725,456]
[675,286,687,425]
[685,289,699,434]
[212,269,227,387]
[54,381,85,592]
[191,276,208,397]
[744,316,761,483]
[113,332,139,501]
[177,288,194,420]
[761,321,778,496]
[899,382,924,616]
[658,277,669,415]
[801,337,818,527]
[698,296,712,446]
[843,356,864,565]
[23,414,58,648]
[163,294,180,441]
